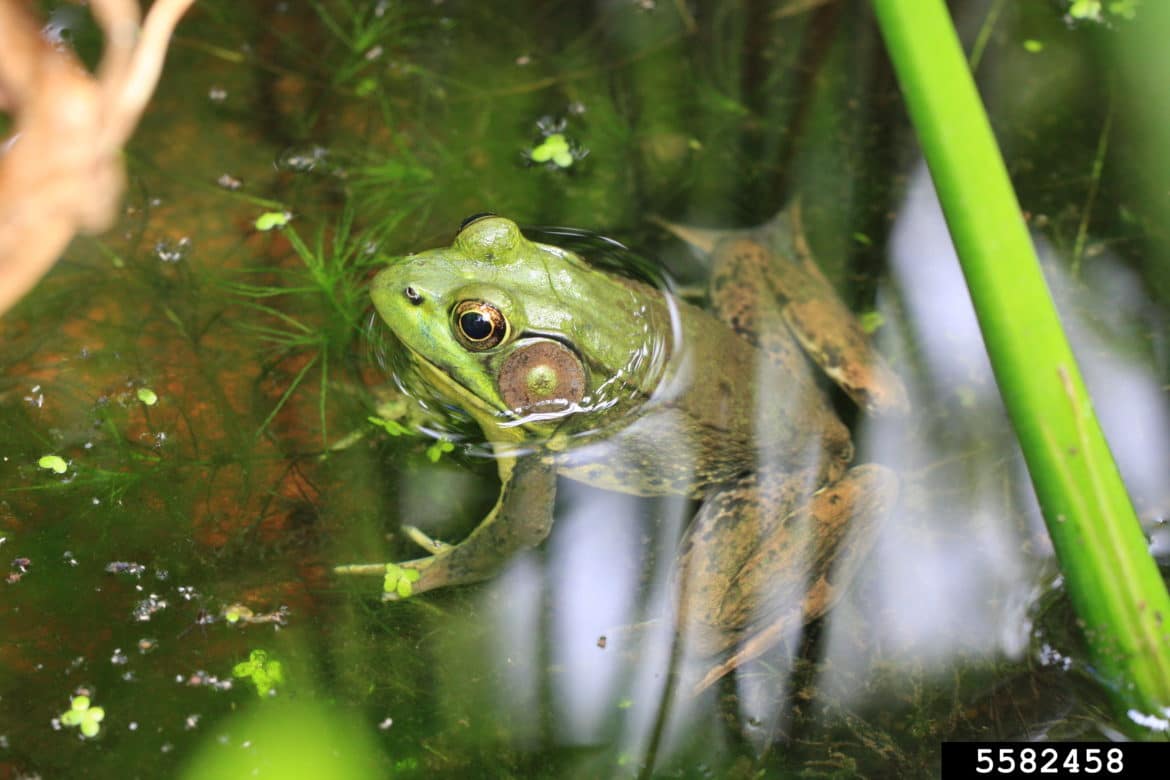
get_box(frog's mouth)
[393,341,518,425]
[400,343,582,449]
[407,349,494,412]
[364,312,491,416]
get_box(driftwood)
[0,0,195,315]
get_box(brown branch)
[0,0,196,316]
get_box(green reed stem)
[872,0,1170,721]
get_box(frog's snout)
[403,285,424,306]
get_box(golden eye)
[452,300,507,350]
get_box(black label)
[941,741,1166,779]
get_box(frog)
[336,203,908,691]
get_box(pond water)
[2,1,1168,777]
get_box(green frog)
[337,204,907,690]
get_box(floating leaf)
[383,563,421,598]
[1068,0,1102,20]
[858,310,887,334]
[59,695,105,738]
[255,211,292,231]
[529,133,575,168]
[425,439,454,463]
[232,649,285,697]
[80,708,105,737]
[38,455,67,474]
[355,77,378,97]
[368,415,411,436]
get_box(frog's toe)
[403,525,452,554]
[649,215,724,254]
[333,562,389,576]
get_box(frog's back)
[557,289,851,498]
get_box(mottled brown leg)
[663,203,908,414]
[706,234,855,473]
[675,468,816,657]
[763,205,908,414]
[708,236,807,368]
[680,464,898,692]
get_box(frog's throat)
[405,349,530,444]
[408,349,497,416]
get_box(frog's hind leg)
[705,231,810,368]
[674,468,818,660]
[661,207,844,386]
[656,203,909,415]
[652,209,802,364]
[682,464,897,693]
[764,204,909,414]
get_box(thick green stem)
[872,0,1170,720]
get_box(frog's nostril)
[404,286,424,305]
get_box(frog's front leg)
[676,464,897,691]
[335,454,557,600]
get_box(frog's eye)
[452,300,507,350]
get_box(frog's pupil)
[461,311,493,341]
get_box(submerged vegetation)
[227,204,384,444]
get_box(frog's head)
[374,214,647,440]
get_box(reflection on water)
[870,160,1169,684]
[461,483,696,758]
[866,162,1042,669]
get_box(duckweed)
[37,455,68,474]
[383,563,421,598]
[232,649,285,697]
[60,695,105,738]
[529,133,574,168]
